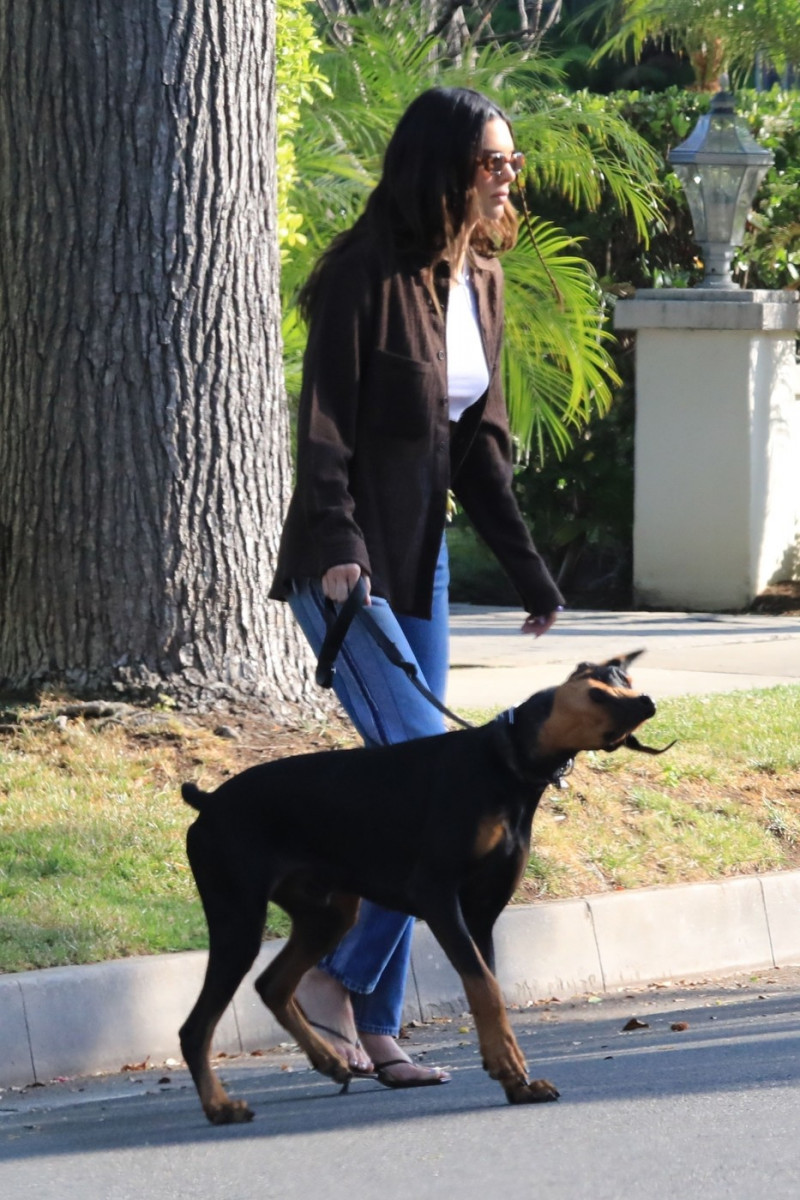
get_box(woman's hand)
[322,563,372,605]
[521,609,560,637]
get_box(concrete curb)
[3,869,800,1089]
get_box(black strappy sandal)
[307,1020,376,1077]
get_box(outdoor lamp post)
[668,80,774,289]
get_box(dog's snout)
[639,694,656,718]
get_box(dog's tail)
[182,782,208,811]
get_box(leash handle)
[314,577,473,729]
[315,577,369,688]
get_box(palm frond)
[584,0,800,81]
[502,216,618,458]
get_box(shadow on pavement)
[2,979,799,1160]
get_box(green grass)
[0,715,299,972]
[2,686,800,973]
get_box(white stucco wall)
[751,337,800,588]
[616,290,800,610]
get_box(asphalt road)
[2,966,799,1200]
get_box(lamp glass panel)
[700,165,744,241]
[704,112,747,154]
[730,165,768,243]
[672,165,709,240]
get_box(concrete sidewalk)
[447,605,800,709]
[3,605,800,1091]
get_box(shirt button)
[437,349,445,361]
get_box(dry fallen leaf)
[622,1018,650,1032]
[670,1022,689,1032]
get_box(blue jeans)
[287,539,450,1035]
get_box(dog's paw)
[310,1053,352,1087]
[506,1077,560,1105]
[206,1098,255,1125]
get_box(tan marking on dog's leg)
[463,971,527,1078]
[180,953,261,1124]
[462,970,559,1104]
[255,893,360,1085]
[188,1032,254,1125]
[181,995,256,1125]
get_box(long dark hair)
[299,87,518,320]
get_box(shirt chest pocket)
[363,349,436,440]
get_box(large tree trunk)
[0,1,317,713]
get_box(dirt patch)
[749,581,800,617]
[184,706,360,768]
[0,697,360,784]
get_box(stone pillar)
[615,289,800,610]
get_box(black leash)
[315,577,474,729]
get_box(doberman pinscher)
[180,652,668,1124]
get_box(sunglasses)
[476,150,526,177]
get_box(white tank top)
[446,266,490,421]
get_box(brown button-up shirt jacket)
[270,236,565,620]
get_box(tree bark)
[0,1,318,712]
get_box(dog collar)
[494,710,573,789]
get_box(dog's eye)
[588,686,610,705]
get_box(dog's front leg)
[460,970,559,1104]
[424,900,559,1104]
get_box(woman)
[270,86,564,1087]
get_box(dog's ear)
[570,650,645,681]
[607,649,645,671]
